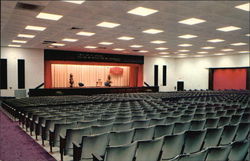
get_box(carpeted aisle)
[0,110,56,161]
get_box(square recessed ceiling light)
[127,7,158,16]
[159,52,169,55]
[246,34,250,36]
[64,1,85,4]
[85,46,97,49]
[62,38,78,42]
[155,47,168,50]
[216,26,241,32]
[12,40,27,43]
[113,48,125,51]
[51,43,65,46]
[150,40,166,44]
[221,49,234,52]
[230,42,247,46]
[77,31,95,36]
[99,42,113,45]
[36,12,63,21]
[214,53,225,56]
[178,54,188,56]
[207,39,225,43]
[238,51,249,53]
[139,50,148,53]
[96,22,120,28]
[235,3,250,12]
[17,34,35,38]
[130,45,143,48]
[117,36,134,40]
[178,49,190,52]
[161,55,171,57]
[178,44,192,47]
[178,18,206,25]
[194,55,204,57]
[178,34,197,39]
[8,44,21,47]
[25,25,46,31]
[143,29,164,34]
[197,51,208,54]
[201,46,215,49]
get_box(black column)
[0,59,7,89]
[18,59,25,89]
[163,65,167,86]
[154,65,158,86]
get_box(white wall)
[144,56,176,91]
[0,47,44,96]
[175,54,250,90]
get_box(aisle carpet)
[0,110,56,161]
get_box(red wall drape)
[45,60,143,88]
[213,69,247,90]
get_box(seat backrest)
[149,118,166,126]
[178,149,208,161]
[165,116,180,124]
[180,114,193,122]
[205,118,219,128]
[183,130,206,154]
[173,121,190,134]
[104,142,137,161]
[202,127,223,149]
[218,116,231,127]
[98,118,115,125]
[219,124,238,145]
[81,132,109,159]
[64,127,91,155]
[133,126,155,142]
[109,129,134,146]
[135,137,164,161]
[228,140,249,161]
[154,124,174,138]
[112,121,133,132]
[234,122,250,141]
[132,115,146,121]
[91,124,113,135]
[132,120,150,128]
[230,115,242,125]
[190,119,206,131]
[241,113,250,123]
[161,132,185,160]
[206,145,231,161]
[115,116,131,123]
[77,119,98,128]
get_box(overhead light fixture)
[99,42,113,45]
[246,34,250,36]
[17,34,35,38]
[155,47,168,50]
[150,40,166,44]
[51,43,65,46]
[214,53,225,56]
[12,40,27,43]
[159,52,169,55]
[139,50,148,53]
[117,36,134,40]
[25,25,46,31]
[207,39,225,43]
[197,51,208,54]
[85,46,97,49]
[178,49,190,52]
[36,12,63,21]
[96,22,120,28]
[130,45,143,48]
[194,55,204,57]
[142,29,164,34]
[201,46,215,49]
[113,48,125,51]
[64,1,85,4]
[179,54,188,56]
[178,34,197,39]
[235,3,250,12]
[230,42,247,46]
[178,18,206,25]
[216,26,241,32]
[62,38,78,42]
[8,44,21,47]
[178,44,192,47]
[127,7,158,16]
[161,55,171,57]
[77,31,95,36]
[221,49,234,52]
[238,51,249,53]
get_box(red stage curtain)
[213,69,247,90]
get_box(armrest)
[92,153,103,161]
[73,143,82,161]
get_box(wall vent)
[15,2,45,12]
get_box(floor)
[0,109,57,161]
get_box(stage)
[28,86,159,97]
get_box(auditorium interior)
[0,1,250,161]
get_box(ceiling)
[1,0,249,58]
